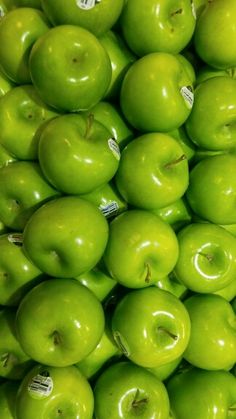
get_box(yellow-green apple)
[148,357,182,382]
[0,69,14,97]
[169,125,196,163]
[76,266,117,302]
[0,380,19,419]
[195,64,236,86]
[214,278,236,302]
[15,0,41,8]
[191,0,208,19]
[0,145,15,168]
[152,198,192,233]
[155,274,187,300]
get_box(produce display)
[0,0,236,418]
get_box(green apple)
[155,275,188,300]
[16,363,94,419]
[99,29,136,99]
[0,69,14,97]
[169,125,196,163]
[0,145,15,168]
[194,0,236,69]
[174,222,236,293]
[0,7,50,84]
[185,76,236,150]
[76,266,117,302]
[186,154,236,225]
[29,24,112,112]
[120,52,194,132]
[23,196,108,278]
[94,361,170,419]
[16,278,105,367]
[191,0,208,19]
[192,148,227,164]
[15,0,41,8]
[152,198,192,232]
[183,293,236,370]
[167,367,236,419]
[103,209,179,288]
[214,278,236,302]
[38,113,120,195]
[0,232,43,306]
[115,132,189,210]
[0,308,33,380]
[41,0,124,37]
[0,161,60,231]
[0,1,8,18]
[0,380,19,419]
[119,0,196,56]
[148,357,182,382]
[195,64,236,86]
[0,85,58,160]
[112,287,191,368]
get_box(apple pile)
[0,0,236,418]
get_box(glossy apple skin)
[0,161,60,231]
[167,367,236,419]
[155,275,187,300]
[0,144,15,168]
[187,154,236,225]
[0,7,50,84]
[195,65,236,86]
[38,113,120,195]
[148,356,182,382]
[23,196,109,278]
[0,69,14,97]
[94,361,170,419]
[0,232,43,306]
[194,0,236,69]
[76,266,117,302]
[152,197,192,232]
[41,0,124,37]
[16,363,94,419]
[0,85,58,160]
[185,77,236,150]
[183,294,236,370]
[103,209,179,288]
[214,278,236,302]
[169,125,196,163]
[0,380,19,419]
[174,223,236,293]
[0,308,34,380]
[116,133,189,210]
[29,25,112,112]
[16,278,105,367]
[112,287,191,368]
[120,52,194,132]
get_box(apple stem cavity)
[164,154,187,169]
[84,113,94,139]
[158,326,178,341]
[145,263,152,283]
[52,330,62,346]
[198,252,214,262]
[131,389,148,411]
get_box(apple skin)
[41,0,124,37]
[0,69,14,97]
[0,380,19,419]
[0,85,58,160]
[120,52,194,132]
[214,277,236,302]
[194,0,236,69]
[103,209,179,289]
[15,278,105,367]
[23,196,109,278]
[15,0,41,8]
[0,232,44,306]
[76,266,117,302]
[169,125,196,163]
[38,113,120,195]
[115,132,189,210]
[29,24,112,112]
[148,356,182,382]
[155,275,187,300]
[152,197,192,233]
[111,287,191,368]
[183,293,236,370]
[185,76,236,151]
[0,161,60,231]
[119,0,196,57]
[173,222,236,293]
[167,367,236,419]
[0,145,16,168]
[15,363,94,419]
[93,361,170,419]
[0,7,50,84]
[186,154,236,225]
[195,65,236,86]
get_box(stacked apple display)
[0,0,236,418]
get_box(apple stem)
[171,8,183,16]
[132,389,148,409]
[52,330,61,346]
[145,263,151,283]
[165,154,187,169]
[198,252,214,262]
[158,326,178,341]
[84,113,94,139]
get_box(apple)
[0,161,60,231]
[186,154,236,225]
[111,287,191,368]
[93,361,170,419]
[41,0,124,37]
[148,357,182,383]
[0,7,50,84]
[183,293,236,370]
[0,380,19,419]
[0,308,34,380]
[119,0,196,56]
[191,0,208,19]
[16,278,105,367]
[0,1,8,18]
[0,69,14,97]
[194,0,236,69]
[155,274,188,300]
[152,197,192,232]
[0,85,59,160]
[29,24,112,112]
[115,132,189,210]
[168,125,196,163]
[167,367,236,419]
[214,277,236,302]
[15,363,94,419]
[195,64,236,86]
[0,145,15,168]
[76,266,117,302]
[174,222,236,293]
[103,209,179,289]
[120,52,194,132]
[22,196,109,278]
[0,232,44,306]
[38,113,120,195]
[185,76,236,151]
[15,0,41,8]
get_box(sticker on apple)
[99,201,119,218]
[180,86,194,109]
[7,233,23,247]
[28,370,53,400]
[113,331,130,357]
[108,138,121,161]
[76,0,101,10]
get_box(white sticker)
[76,0,101,10]
[99,201,119,218]
[28,371,53,399]
[113,331,130,357]
[108,138,120,160]
[7,233,23,246]
[180,86,194,109]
